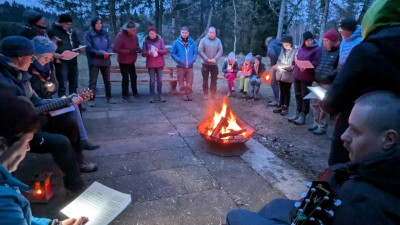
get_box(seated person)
[224,91,400,225]
[221,52,239,97]
[247,55,266,100]
[30,36,99,150]
[0,36,97,193]
[0,94,88,225]
[237,53,253,98]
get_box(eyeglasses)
[32,55,54,63]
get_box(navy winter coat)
[84,27,113,67]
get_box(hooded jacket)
[338,25,362,70]
[314,46,339,84]
[0,164,51,225]
[84,27,113,67]
[292,40,322,82]
[47,23,81,64]
[322,0,400,115]
[171,36,198,68]
[319,148,400,225]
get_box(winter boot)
[280,105,289,116]
[294,113,306,125]
[273,107,283,113]
[288,111,300,122]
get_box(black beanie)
[339,17,358,32]
[255,55,262,62]
[281,35,293,45]
[58,14,73,23]
[23,10,43,25]
[91,17,102,29]
[303,31,313,42]
[0,36,34,57]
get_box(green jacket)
[47,23,81,64]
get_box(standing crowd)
[0,0,400,224]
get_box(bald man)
[224,91,400,225]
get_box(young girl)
[222,52,239,96]
[238,53,253,98]
[248,55,266,100]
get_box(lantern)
[29,172,54,204]
[261,71,272,84]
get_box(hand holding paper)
[150,45,158,57]
[295,60,314,69]
[61,51,79,60]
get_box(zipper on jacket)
[179,41,189,68]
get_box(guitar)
[291,181,341,225]
[34,89,93,115]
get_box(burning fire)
[207,96,246,139]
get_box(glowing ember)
[207,96,246,139]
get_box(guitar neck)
[34,98,72,115]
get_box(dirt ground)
[77,52,333,180]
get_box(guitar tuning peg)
[323,196,330,201]
[294,201,301,208]
[301,192,307,198]
[309,217,315,222]
[325,209,334,217]
[310,188,316,192]
[334,199,342,206]
[306,181,312,188]
[315,206,321,211]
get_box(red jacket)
[114,29,140,64]
[142,35,166,68]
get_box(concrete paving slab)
[114,189,236,225]
[168,115,199,124]
[81,147,203,181]
[84,135,187,157]
[174,123,200,137]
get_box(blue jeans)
[226,198,295,225]
[148,67,163,96]
[269,56,280,100]
[250,75,262,93]
[55,61,79,97]
[71,105,88,141]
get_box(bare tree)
[232,0,237,53]
[276,0,286,40]
[318,0,330,44]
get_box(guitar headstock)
[291,181,341,225]
[79,89,94,101]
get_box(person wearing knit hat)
[47,13,84,98]
[307,29,340,135]
[237,53,253,98]
[19,10,47,40]
[272,35,296,116]
[321,0,400,166]
[142,25,167,103]
[221,52,239,97]
[84,16,116,105]
[171,26,198,101]
[248,55,266,100]
[289,31,321,125]
[337,17,362,71]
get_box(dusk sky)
[5,0,41,7]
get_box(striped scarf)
[0,53,22,80]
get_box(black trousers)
[294,79,313,114]
[201,64,219,95]
[119,63,139,97]
[279,82,292,107]
[89,66,112,100]
[328,113,351,166]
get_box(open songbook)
[304,86,327,100]
[61,182,131,225]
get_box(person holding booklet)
[0,95,89,225]
[84,16,116,106]
[288,31,321,125]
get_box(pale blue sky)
[3,0,41,7]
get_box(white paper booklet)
[304,86,327,100]
[61,182,132,225]
[61,50,79,60]
[150,45,158,57]
[49,105,75,117]
[72,45,87,52]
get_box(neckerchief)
[0,53,22,80]
[30,60,51,82]
[181,36,189,47]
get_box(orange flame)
[261,71,271,84]
[207,96,246,139]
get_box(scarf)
[146,35,159,42]
[0,53,22,80]
[181,36,189,47]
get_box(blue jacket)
[338,25,362,70]
[267,39,282,65]
[0,164,51,225]
[84,27,113,67]
[171,36,197,68]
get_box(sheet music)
[61,50,79,60]
[72,45,87,52]
[295,60,314,69]
[49,105,75,117]
[61,182,131,225]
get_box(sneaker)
[183,95,189,101]
[132,93,142,99]
[308,124,318,131]
[268,100,279,106]
[187,95,193,101]
[79,162,98,173]
[273,107,283,113]
[107,98,117,104]
[227,91,231,97]
[122,96,133,103]
[280,109,289,116]
[157,96,166,102]
[88,100,95,107]
[149,97,155,103]
[313,128,326,135]
[81,140,100,151]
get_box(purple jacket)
[142,35,167,68]
[293,40,322,82]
